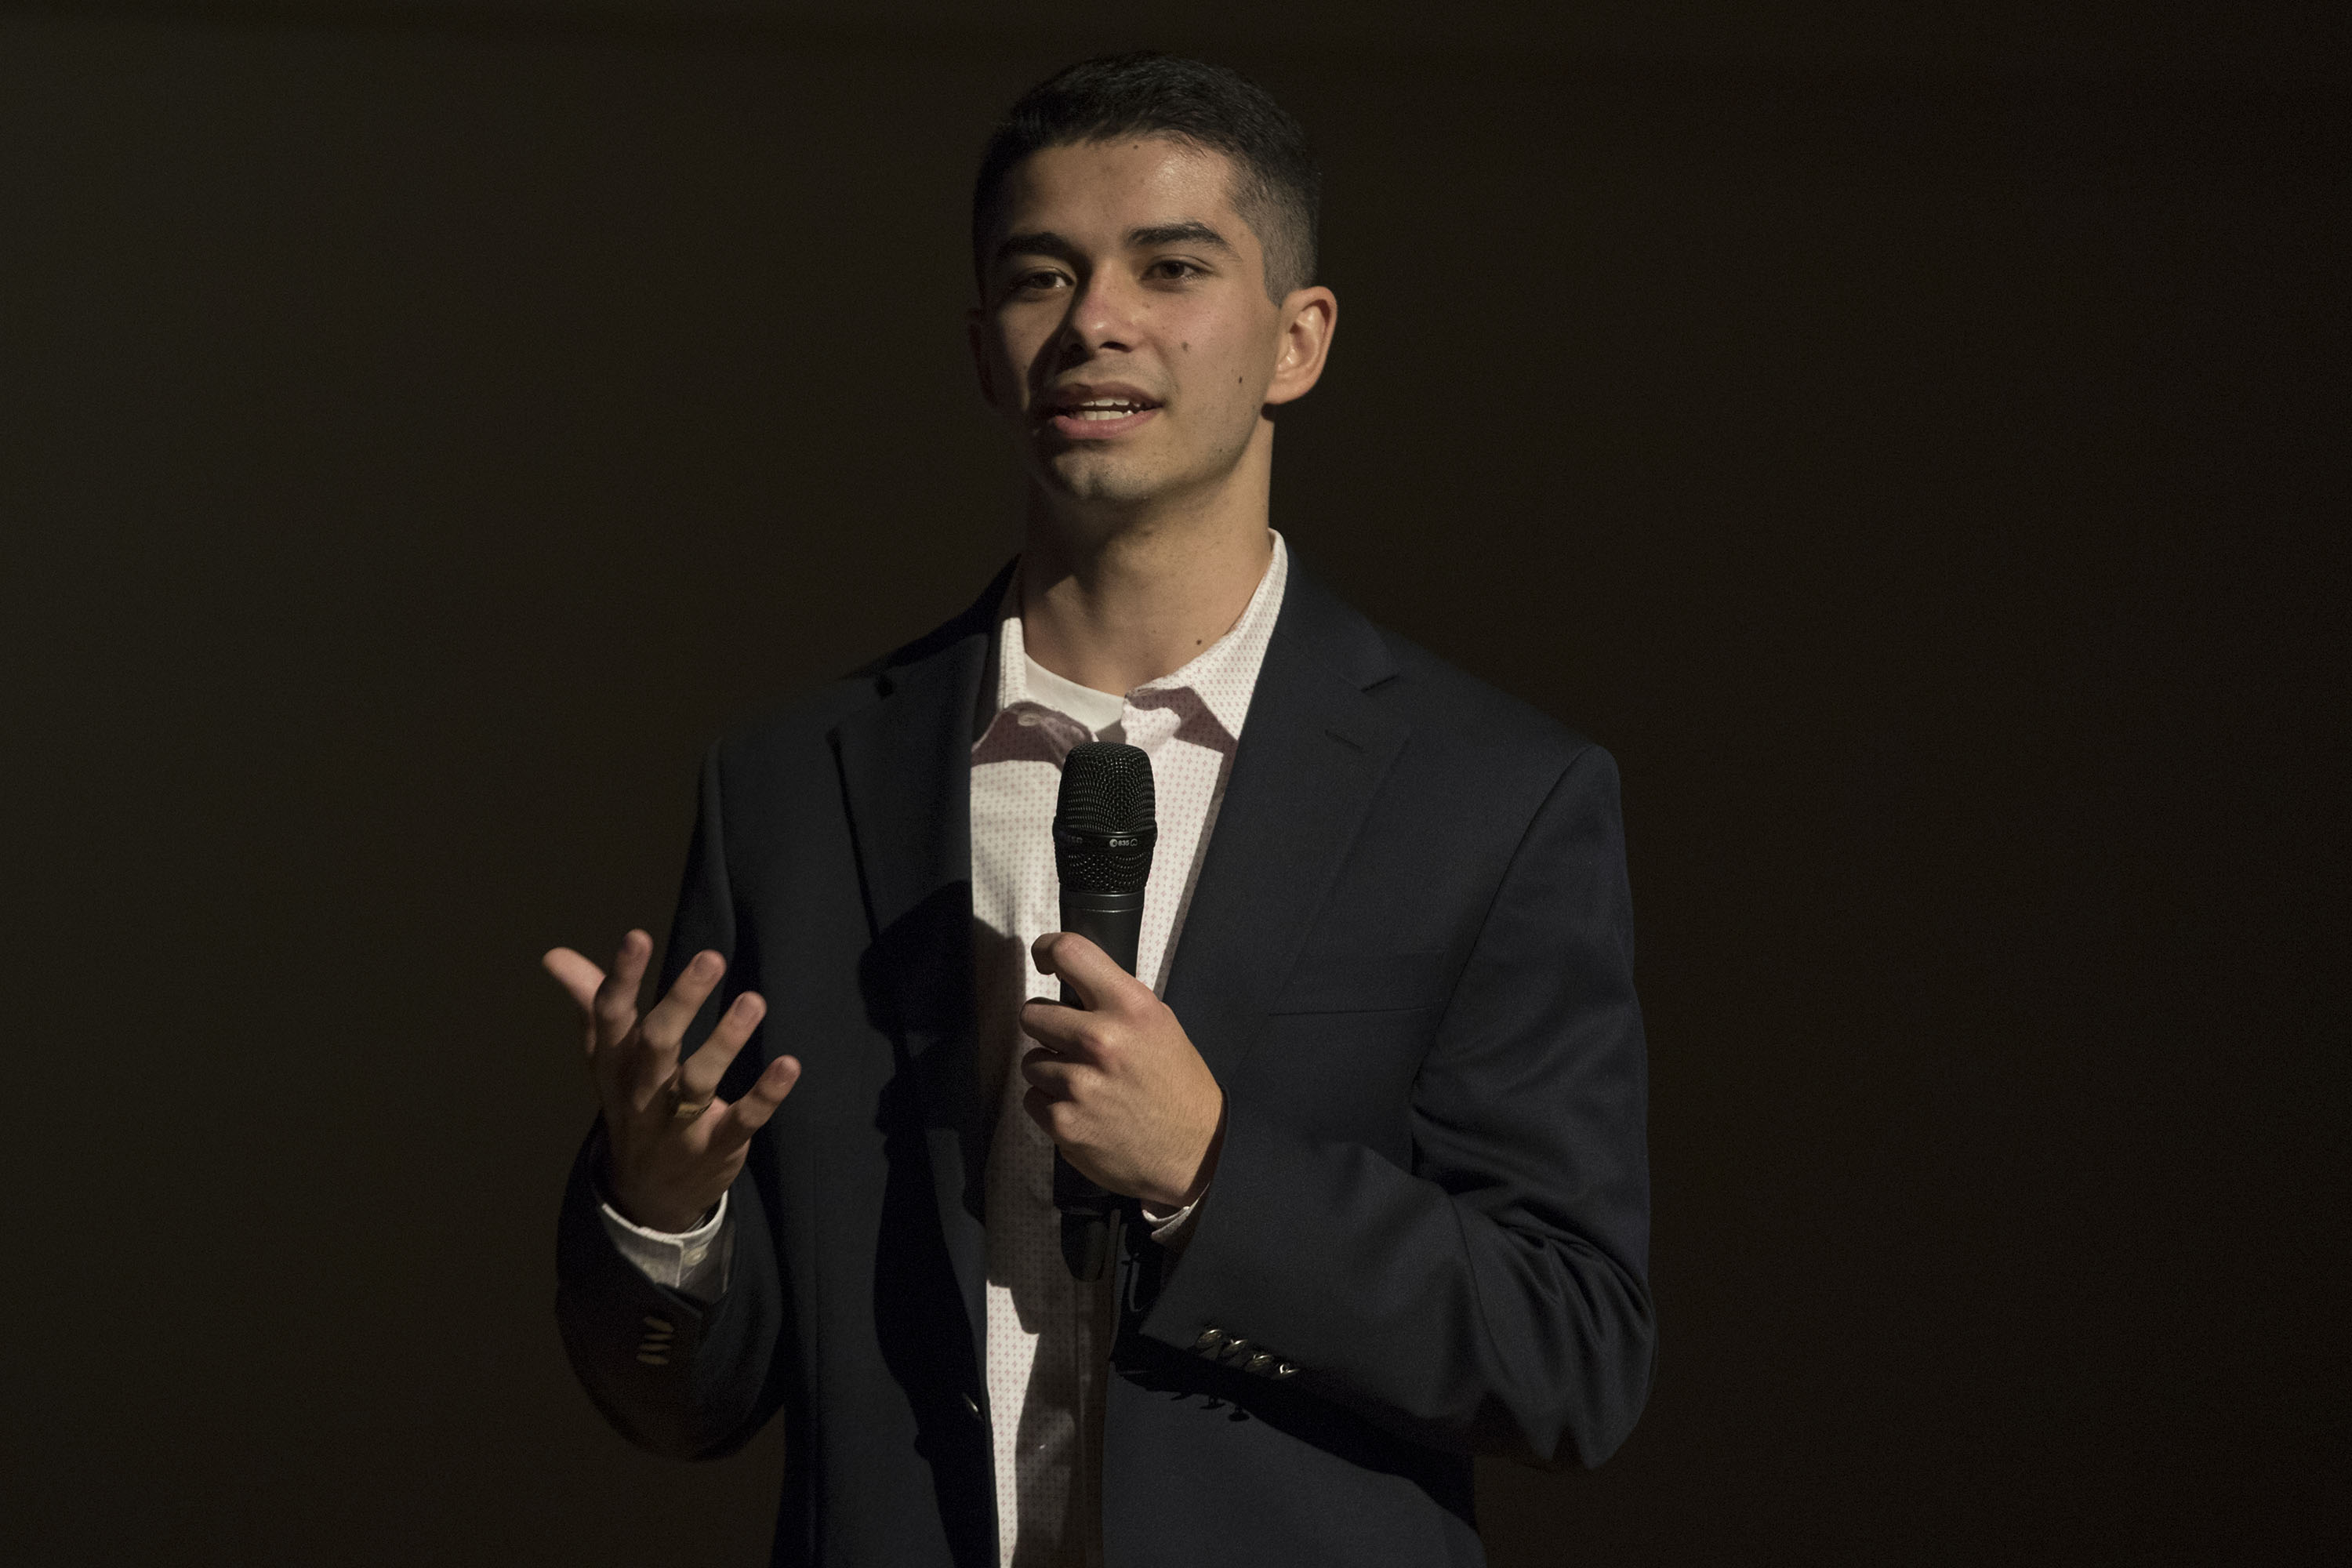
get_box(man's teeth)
[1067,401,1149,420]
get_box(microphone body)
[1049,742,1158,1282]
[1056,887,1145,979]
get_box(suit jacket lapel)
[1163,565,1410,1083]
[831,566,1008,1377]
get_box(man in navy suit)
[544,53,1653,1567]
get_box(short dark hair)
[972,53,1321,302]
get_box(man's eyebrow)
[992,221,1239,265]
[993,230,1079,264]
[1128,221,1236,255]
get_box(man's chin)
[1034,449,1168,510]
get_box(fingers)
[592,930,654,1054]
[617,949,724,1108]
[708,1055,803,1157]
[1022,967,1166,1060]
[642,949,726,1048]
[677,991,768,1102]
[1030,931,1151,1014]
[1018,996,1098,1058]
[1019,1041,1085,1100]
[1018,1083,1092,1164]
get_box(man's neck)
[1017,488,1275,698]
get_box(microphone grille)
[1054,742,1158,895]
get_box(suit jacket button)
[1192,1327,1225,1353]
[1245,1351,1273,1374]
[963,1392,982,1417]
[1274,1362,1298,1378]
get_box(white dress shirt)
[603,532,1290,1568]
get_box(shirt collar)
[989,530,1289,743]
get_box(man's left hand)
[1020,933,1225,1210]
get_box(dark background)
[3,3,2342,1563]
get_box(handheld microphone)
[1049,741,1158,1282]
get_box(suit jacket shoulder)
[1372,623,1601,767]
[709,558,1013,779]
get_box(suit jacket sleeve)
[1138,742,1655,1468]
[553,745,790,1460]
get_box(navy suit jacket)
[556,561,1654,1566]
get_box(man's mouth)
[1058,397,1156,421]
[1040,387,1163,439]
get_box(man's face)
[971,136,1325,514]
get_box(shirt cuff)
[1140,1185,1207,1251]
[597,1190,731,1301]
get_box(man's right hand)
[543,931,801,1234]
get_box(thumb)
[542,946,606,1016]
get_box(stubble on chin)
[1036,445,1166,510]
[1033,419,1259,517]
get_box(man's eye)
[1013,270,1067,293]
[1149,260,1203,281]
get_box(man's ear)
[1264,285,1338,407]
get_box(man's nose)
[1058,272,1142,360]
